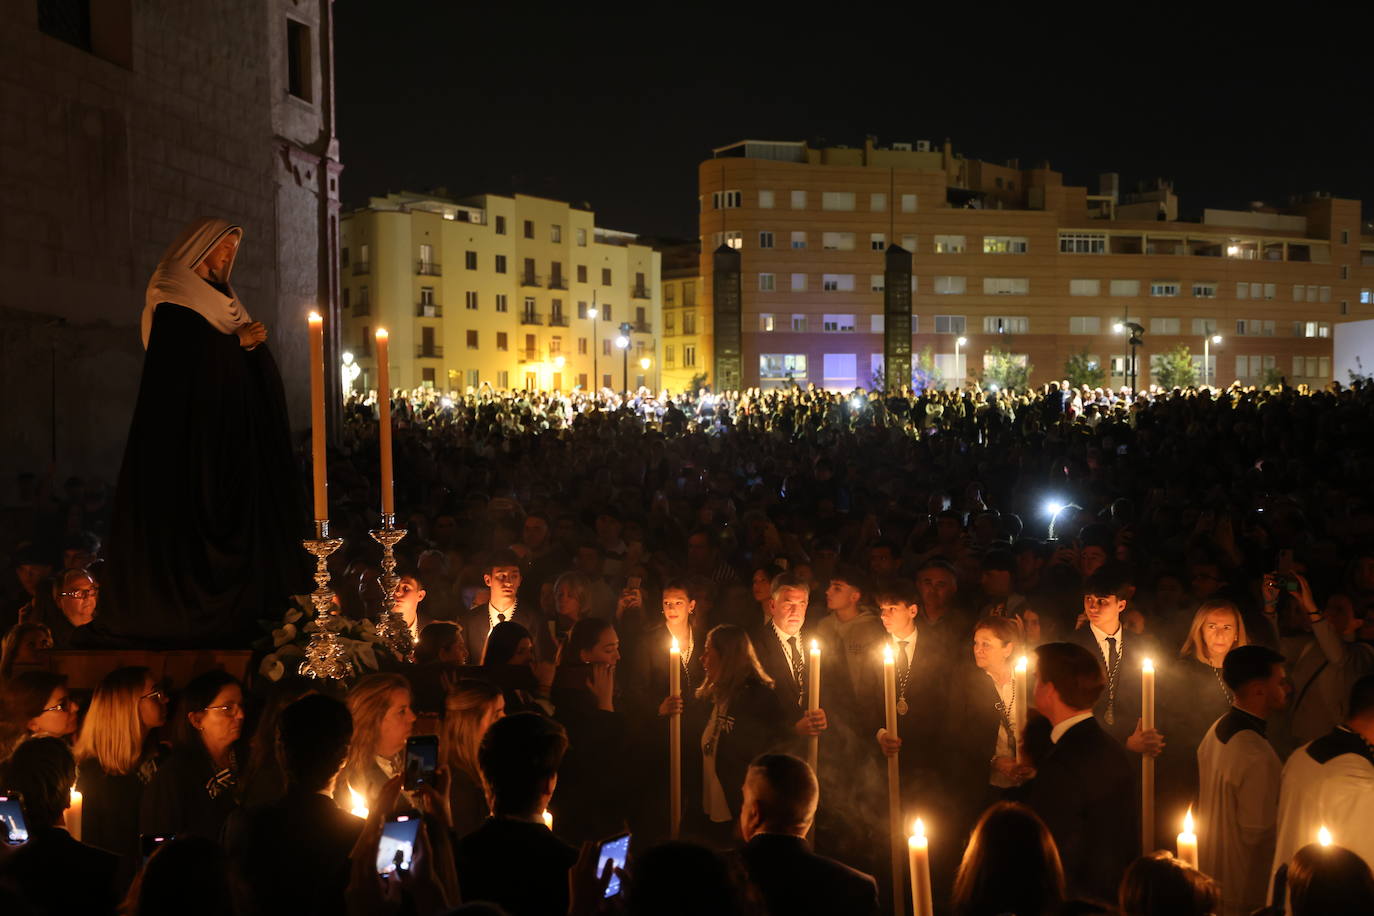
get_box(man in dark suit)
[225,694,366,916]
[460,549,554,663]
[455,713,578,916]
[1026,641,1138,902]
[748,571,832,740]
[0,737,120,916]
[1067,564,1165,757]
[738,753,879,916]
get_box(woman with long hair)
[339,672,415,812]
[439,679,504,838]
[140,670,244,841]
[550,617,625,843]
[0,670,78,762]
[0,621,52,682]
[74,666,169,880]
[695,624,786,841]
[1117,851,1220,916]
[1286,842,1374,916]
[238,677,316,806]
[549,571,593,647]
[481,620,553,711]
[952,802,1065,916]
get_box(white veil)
[141,218,251,348]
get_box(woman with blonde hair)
[439,679,504,837]
[0,621,52,682]
[695,624,787,839]
[338,672,415,811]
[74,665,169,880]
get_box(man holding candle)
[1196,644,1289,916]
[748,572,832,740]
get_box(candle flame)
[1318,825,1333,847]
[348,786,369,819]
[1183,806,1195,835]
[913,817,926,840]
[1015,655,1028,672]
[308,311,322,324]
[810,638,819,654]
[883,644,894,663]
[670,636,680,653]
[375,327,389,340]
[1143,657,1155,673]
[69,788,81,804]
[542,810,553,830]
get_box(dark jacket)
[740,833,879,916]
[1026,716,1137,902]
[76,749,162,886]
[138,741,239,842]
[550,671,628,844]
[942,662,1016,807]
[697,677,791,818]
[1067,626,1157,745]
[447,765,489,841]
[461,603,555,664]
[455,816,579,916]
[0,825,120,916]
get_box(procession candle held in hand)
[883,643,902,916]
[883,644,897,737]
[308,312,327,520]
[669,637,682,839]
[1142,657,1156,854]
[542,810,553,831]
[348,786,368,820]
[1013,655,1029,741]
[1318,825,1333,847]
[1142,658,1155,732]
[1177,807,1199,869]
[809,639,821,713]
[375,329,393,516]
[66,788,82,841]
[908,818,934,916]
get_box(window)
[934,234,966,254]
[1235,319,1276,336]
[758,190,775,209]
[496,332,508,351]
[358,286,370,313]
[760,314,775,332]
[934,315,966,335]
[871,315,885,333]
[933,276,966,295]
[870,274,885,293]
[664,285,675,306]
[984,316,1029,334]
[822,353,858,388]
[679,310,691,333]
[870,193,887,211]
[759,231,775,249]
[577,228,587,246]
[984,277,1029,295]
[603,340,612,356]
[495,215,506,235]
[712,189,741,209]
[790,190,807,209]
[495,254,507,274]
[462,250,476,270]
[1069,316,1101,334]
[286,19,312,101]
[870,233,886,251]
[791,314,808,332]
[821,274,854,292]
[1341,265,1349,280]
[498,370,510,388]
[822,232,856,250]
[664,312,675,334]
[549,336,561,354]
[821,192,855,210]
[1149,317,1181,334]
[759,273,776,291]
[822,314,856,332]
[1191,318,1217,334]
[983,236,1029,254]
[1262,282,1276,300]
[1294,321,1331,338]
[1251,282,1263,299]
[900,234,917,252]
[466,330,478,349]
[418,243,434,267]
[900,194,917,213]
[523,220,534,239]
[790,231,807,249]
[1320,286,1332,302]
[601,268,612,285]
[1361,288,1372,304]
[1341,230,1350,245]
[603,304,613,322]
[1059,232,1107,254]
[1070,279,1101,296]
[1236,282,1248,300]
[683,345,697,367]
[419,287,435,306]
[578,337,588,354]
[1192,282,1217,298]
[1150,282,1180,297]
[547,224,560,243]
[1110,279,1140,297]
[791,273,807,291]
[760,354,807,379]
[495,294,508,313]
[464,290,478,310]
[665,345,675,367]
[717,231,742,250]
[1110,355,1130,378]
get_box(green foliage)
[1261,367,1285,389]
[1064,348,1106,388]
[978,348,1031,391]
[1151,344,1198,389]
[914,346,944,392]
[688,371,709,394]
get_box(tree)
[1064,348,1105,389]
[1261,367,1285,389]
[978,348,1031,391]
[688,371,709,394]
[1151,344,1197,389]
[913,346,943,392]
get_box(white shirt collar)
[772,622,803,660]
[1051,711,1094,744]
[1089,621,1123,663]
[489,601,517,629]
[890,629,917,660]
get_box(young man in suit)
[738,753,879,916]
[461,549,553,663]
[1068,564,1165,757]
[1026,641,1138,902]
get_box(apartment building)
[341,192,661,393]
[657,242,708,392]
[699,138,1371,390]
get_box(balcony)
[519,311,543,326]
[416,345,444,358]
[352,261,370,275]
[416,261,442,276]
[633,321,653,334]
[416,302,442,317]
[518,348,538,363]
[520,272,543,287]
[631,285,651,299]
[548,274,568,290]
[549,312,569,327]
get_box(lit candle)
[65,787,82,841]
[1142,657,1156,853]
[908,818,934,916]
[308,311,328,520]
[375,328,394,517]
[808,639,821,775]
[669,636,681,839]
[542,810,553,831]
[1177,806,1199,869]
[883,644,902,916]
[883,644,898,738]
[1318,825,1333,847]
[348,785,369,820]
[1013,655,1028,743]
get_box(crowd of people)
[3,374,1374,916]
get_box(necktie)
[895,640,910,681]
[1106,635,1118,672]
[497,612,507,624]
[787,636,805,705]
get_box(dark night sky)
[335,5,1371,240]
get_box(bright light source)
[439,396,452,408]
[341,351,354,365]
[988,383,999,392]
[615,335,629,350]
[587,307,598,319]
[1045,500,1065,516]
[1113,322,1125,334]
[850,396,864,409]
[1318,825,1333,847]
[1211,334,1223,344]
[554,355,566,368]
[639,357,651,370]
[956,336,967,347]
[1226,244,1241,257]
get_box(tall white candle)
[669,636,681,839]
[375,328,393,516]
[808,639,821,775]
[1142,657,1156,853]
[1013,655,1028,745]
[884,645,902,916]
[308,312,327,520]
[908,818,934,916]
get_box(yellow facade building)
[658,242,708,393]
[341,192,661,394]
[699,138,1371,390]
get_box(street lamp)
[1203,334,1222,387]
[1114,321,1145,392]
[954,336,967,390]
[616,323,631,399]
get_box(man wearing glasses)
[31,568,100,649]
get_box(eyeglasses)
[60,588,100,599]
[141,689,168,703]
[41,697,74,714]
[203,702,243,716]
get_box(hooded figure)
[103,218,309,647]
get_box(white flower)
[271,623,298,647]
[259,654,285,682]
